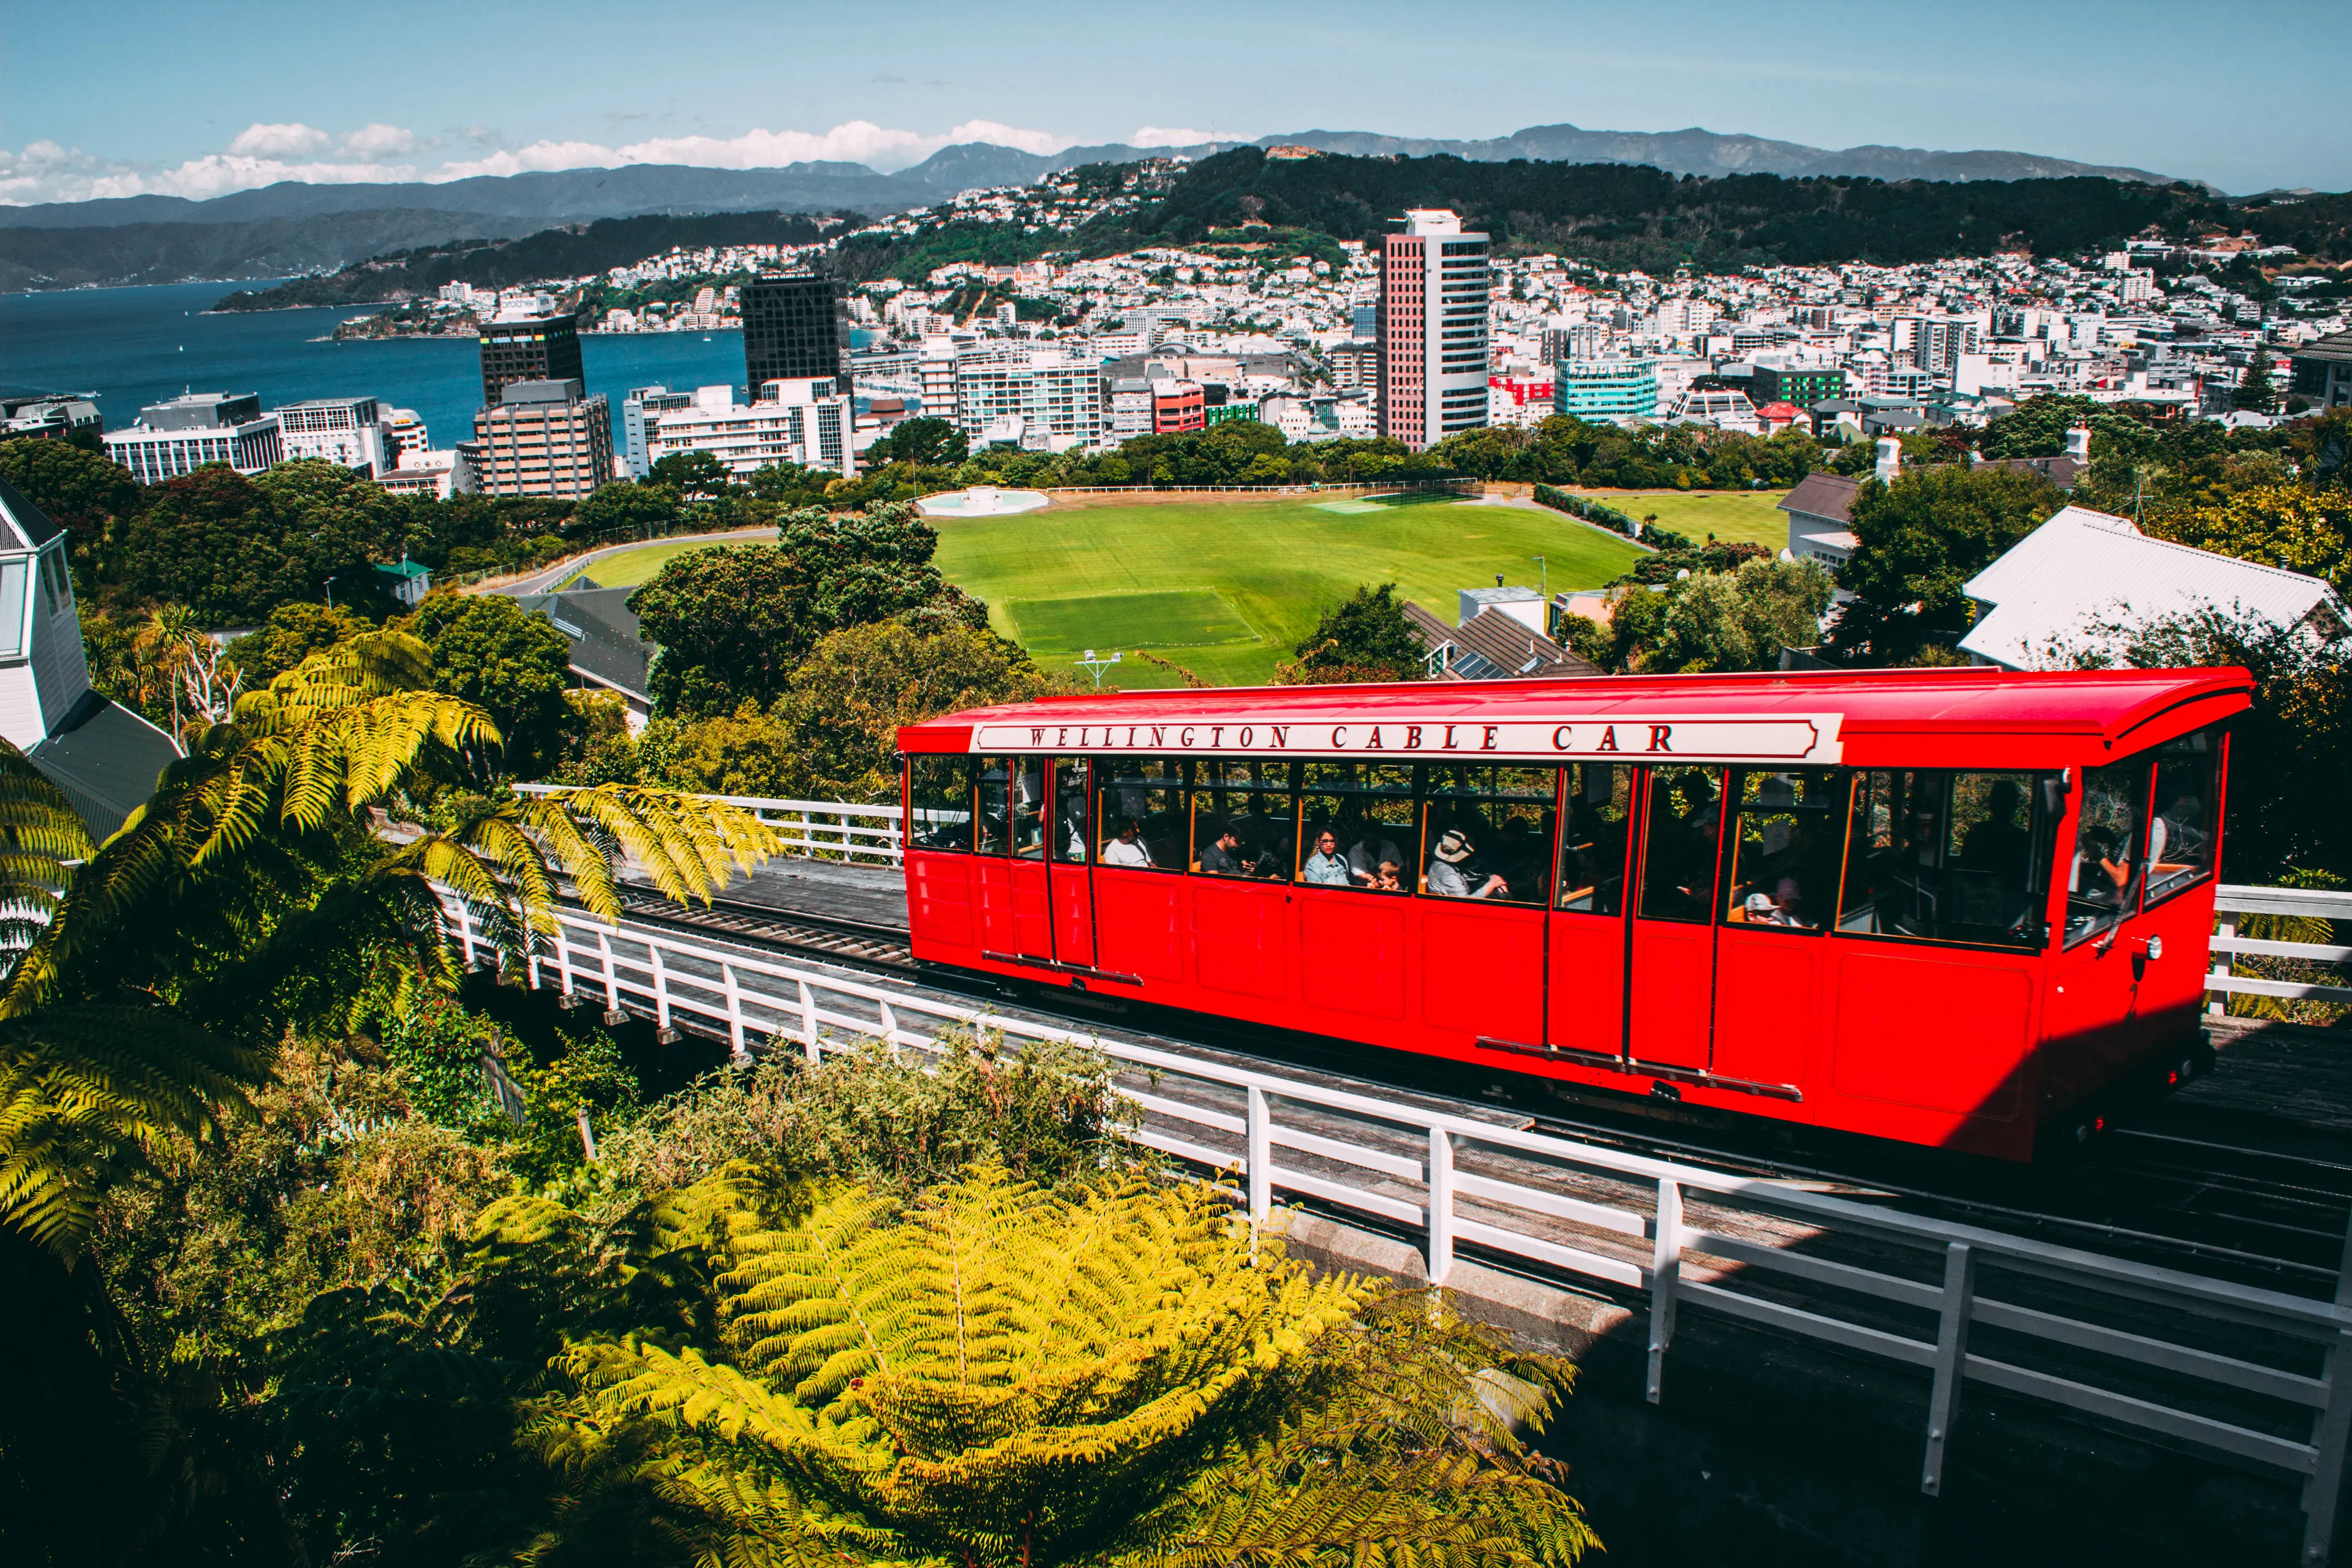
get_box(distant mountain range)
[0,123,2199,290]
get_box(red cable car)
[895,668,2250,1159]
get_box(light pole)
[1075,649,1122,690]
[1532,554,1547,600]
[323,575,337,609]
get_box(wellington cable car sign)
[970,714,1843,766]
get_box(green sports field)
[1577,489,1792,550]
[934,492,1644,688]
[563,492,1649,688]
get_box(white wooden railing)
[513,784,903,865]
[445,896,2352,1564]
[2212,884,2352,1013]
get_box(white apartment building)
[647,383,854,480]
[951,348,1105,451]
[385,409,430,465]
[273,396,393,474]
[622,385,696,478]
[101,393,282,484]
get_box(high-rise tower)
[742,274,853,399]
[1376,210,1490,450]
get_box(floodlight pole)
[1075,649,1122,690]
[1533,554,1547,599]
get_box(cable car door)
[1046,758,1096,968]
[1546,763,1635,1058]
[975,755,1054,962]
[1624,767,1726,1071]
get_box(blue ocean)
[0,281,861,456]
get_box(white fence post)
[1246,1086,1272,1227]
[1922,1241,1978,1497]
[2211,916,2235,1017]
[454,903,478,970]
[1647,1178,1683,1404]
[597,929,622,1022]
[647,941,672,1035]
[879,999,899,1057]
[2302,1219,2352,1564]
[1427,1127,1456,1289]
[554,919,575,1001]
[722,962,747,1065]
[797,978,820,1061]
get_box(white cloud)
[1131,126,1219,147]
[339,123,421,159]
[0,116,1078,205]
[226,121,332,157]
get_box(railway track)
[598,888,2352,1289]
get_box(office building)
[1327,340,1379,393]
[1108,377,1153,440]
[1750,364,1848,407]
[621,385,696,478]
[1152,378,1205,434]
[273,396,392,474]
[648,380,856,478]
[384,408,431,465]
[102,393,282,483]
[470,379,611,499]
[951,348,1104,451]
[742,275,853,398]
[755,378,856,475]
[1894,315,1980,377]
[1,396,103,443]
[1376,209,1491,450]
[1540,322,1605,368]
[2291,330,2352,409]
[1554,358,1660,423]
[478,314,585,406]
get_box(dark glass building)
[478,315,586,406]
[742,275,851,396]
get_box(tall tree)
[1831,466,2067,663]
[2234,358,2278,413]
[409,593,578,778]
[1280,582,1427,684]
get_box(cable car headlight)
[2144,935,2163,963]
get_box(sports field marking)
[1011,589,1257,654]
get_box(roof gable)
[0,473,67,551]
[1959,505,2349,669]
[1779,471,1860,524]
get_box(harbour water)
[1,281,763,458]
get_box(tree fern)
[524,1166,1597,1568]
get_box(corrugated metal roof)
[27,690,183,838]
[1959,505,2348,670]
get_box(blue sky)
[2,0,2343,202]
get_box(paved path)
[492,527,772,597]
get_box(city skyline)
[2,0,2345,205]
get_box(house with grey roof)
[1778,471,1862,571]
[0,475,182,835]
[1958,505,2350,669]
[508,578,655,726]
[1401,587,1601,682]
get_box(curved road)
[490,526,774,597]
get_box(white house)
[1958,505,2350,669]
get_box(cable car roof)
[899,666,2253,770]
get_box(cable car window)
[907,755,974,852]
[1297,762,1415,892]
[1637,768,1725,924]
[1096,757,1183,870]
[974,755,1012,856]
[1419,763,1556,906]
[1049,758,1090,864]
[1838,769,2056,951]
[1009,756,1047,859]
[1556,763,1633,914]
[1721,769,1846,932]
[1189,758,1293,877]
[2144,727,2220,907]
[2067,756,2150,947]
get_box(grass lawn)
[1575,489,1792,551]
[933,492,1643,688]
[549,538,725,590]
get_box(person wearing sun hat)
[1426,829,1508,900]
